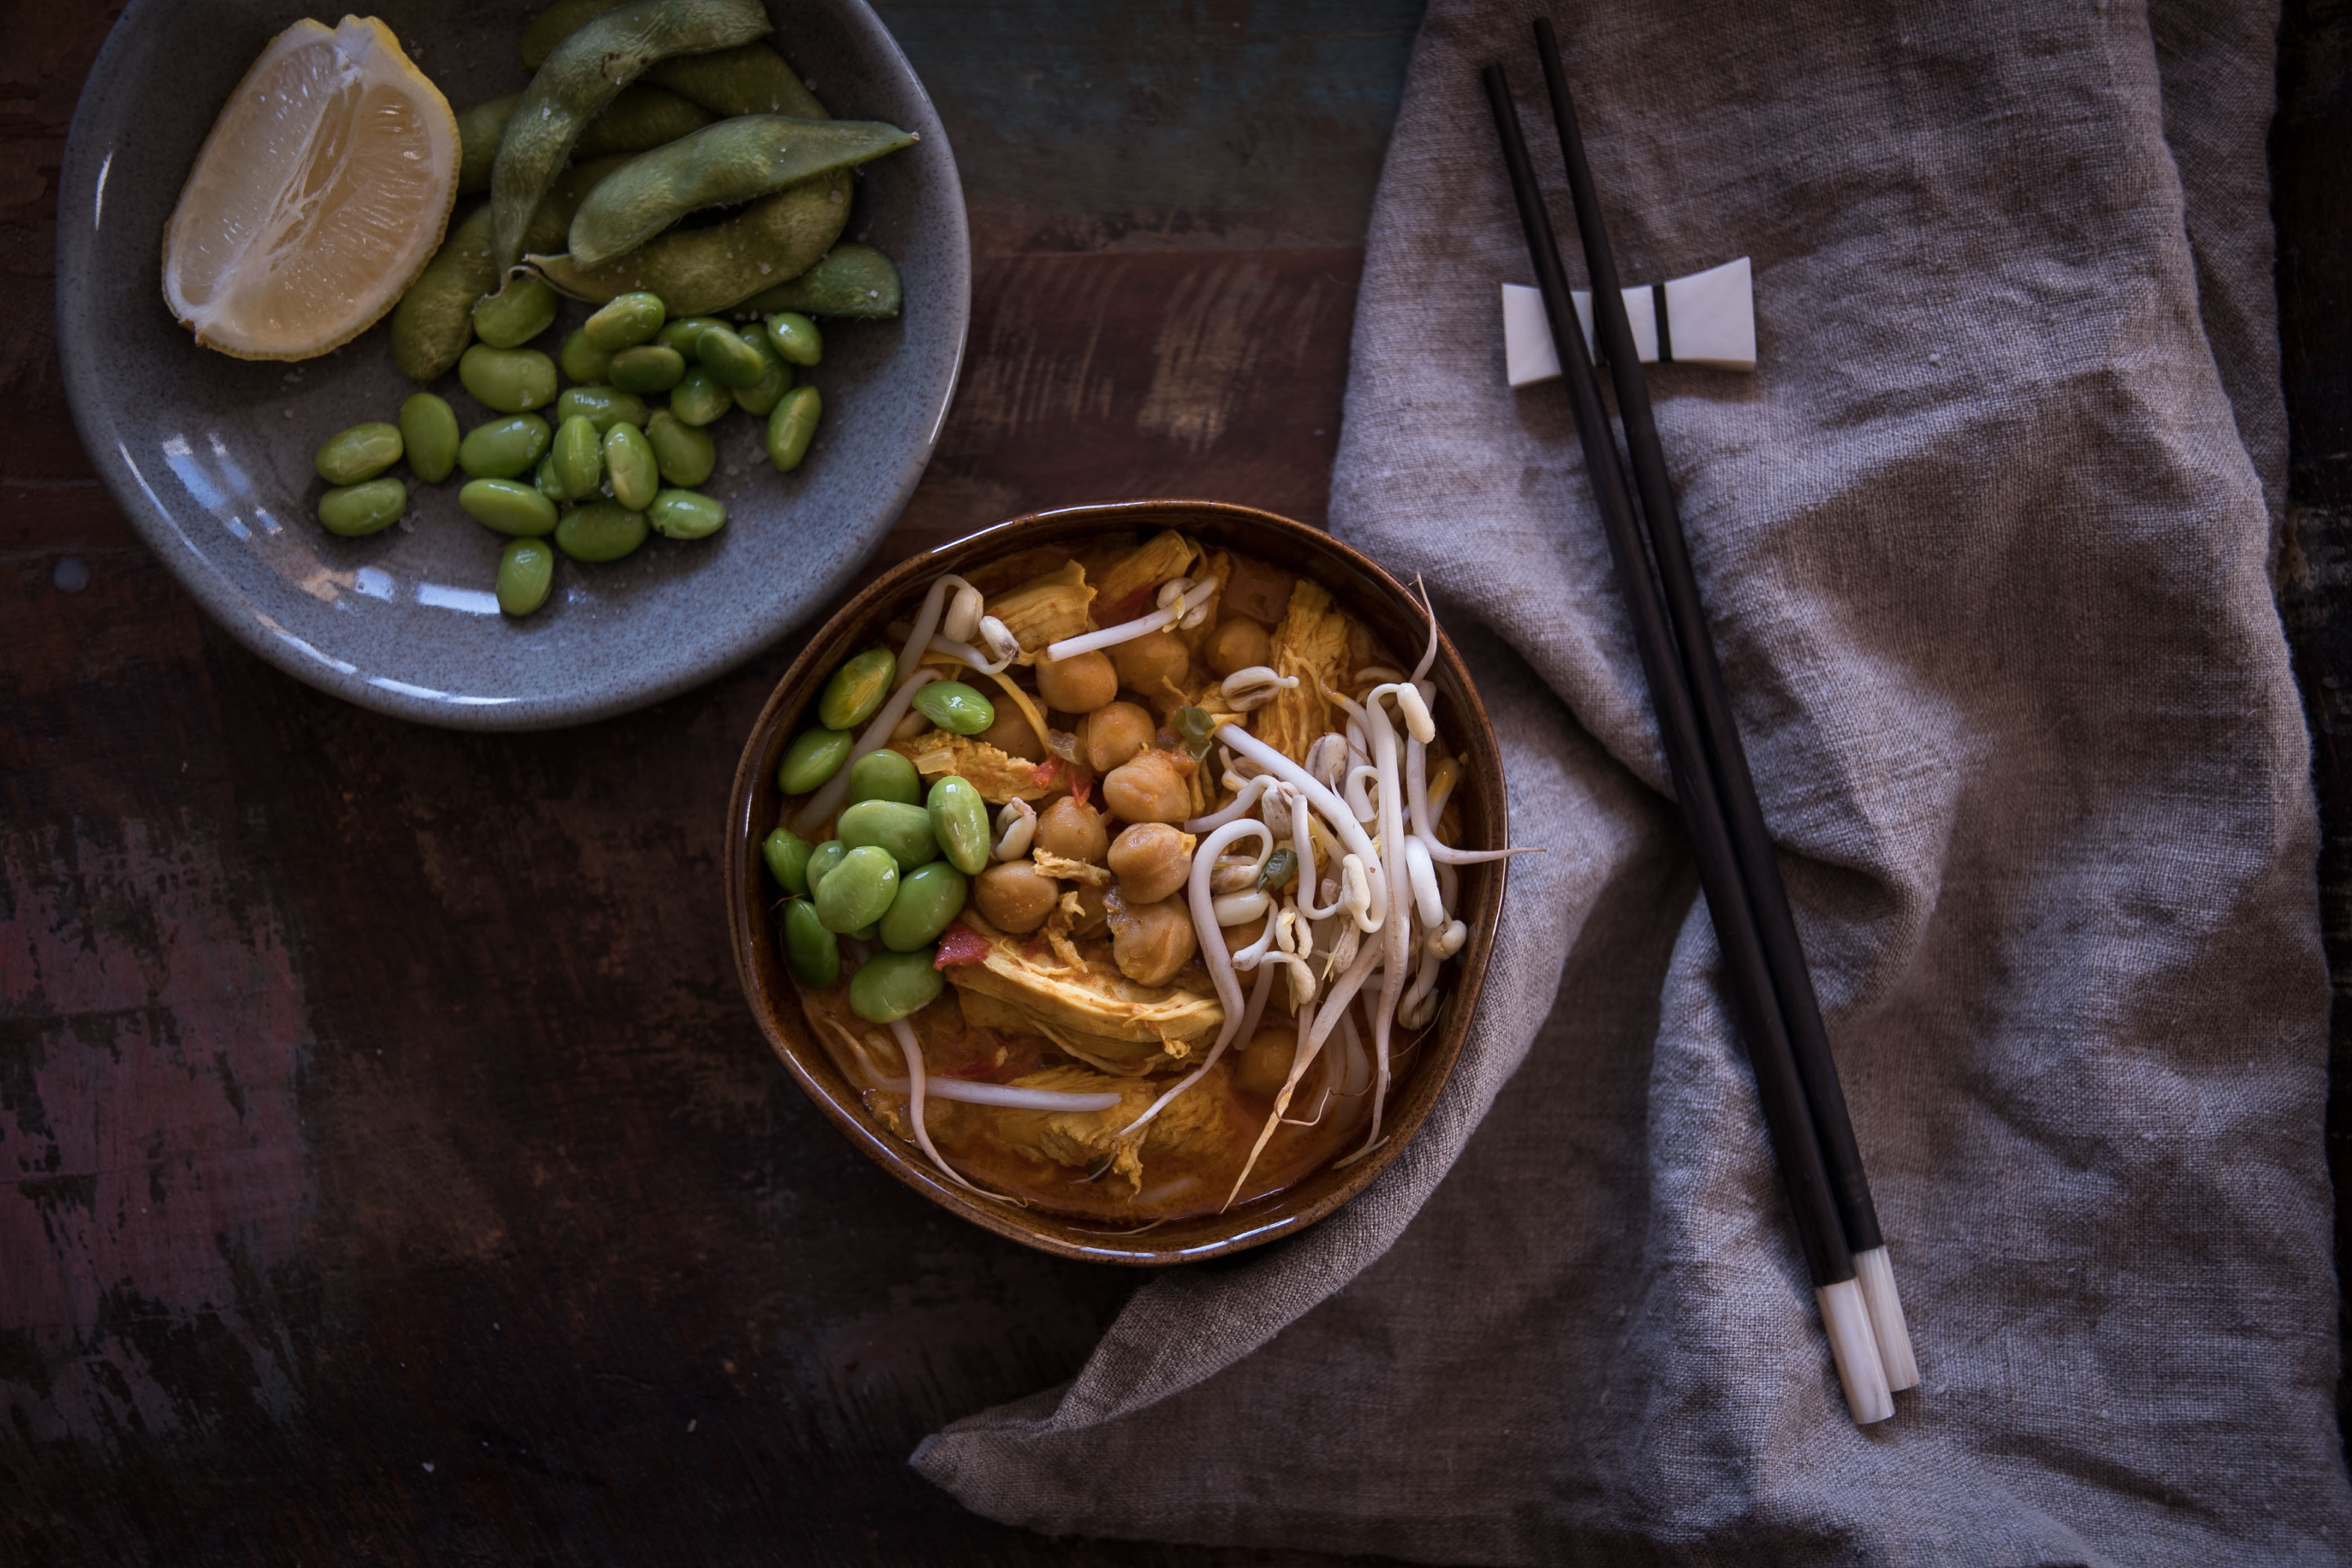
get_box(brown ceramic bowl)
[724,500,1509,1264]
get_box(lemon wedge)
[162,15,459,361]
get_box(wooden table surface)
[7,1,2349,1562]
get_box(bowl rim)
[724,499,1511,1264]
[54,0,972,733]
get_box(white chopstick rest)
[1502,255,1756,385]
[1853,1244,1919,1391]
[1815,1276,1895,1425]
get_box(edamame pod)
[818,649,896,730]
[318,478,407,537]
[644,411,716,486]
[398,393,460,484]
[555,385,651,432]
[572,83,714,160]
[779,898,840,987]
[529,171,850,316]
[913,681,994,736]
[460,478,560,537]
[657,315,732,355]
[458,345,558,413]
[926,777,991,876]
[814,845,898,934]
[778,727,851,793]
[648,489,727,540]
[458,413,553,480]
[554,499,650,562]
[550,414,605,499]
[567,117,914,269]
[648,41,828,118]
[456,95,521,195]
[603,423,661,509]
[848,948,942,1023]
[765,384,821,472]
[669,367,733,425]
[764,310,822,366]
[804,838,848,891]
[471,274,559,348]
[560,328,613,384]
[497,537,557,616]
[739,243,901,320]
[582,292,667,351]
[315,422,403,486]
[730,327,792,416]
[609,344,686,394]
[879,863,968,953]
[846,749,921,807]
[696,322,769,389]
[839,801,938,870]
[520,0,623,68]
[761,827,816,896]
[488,0,772,273]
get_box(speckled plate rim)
[54,0,970,732]
[724,500,1511,1266]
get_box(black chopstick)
[1480,63,1895,1425]
[1529,17,1918,1396]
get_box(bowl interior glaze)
[725,501,1510,1264]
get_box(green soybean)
[778,727,852,793]
[644,410,716,486]
[390,206,492,381]
[804,838,848,891]
[609,344,686,394]
[846,749,921,807]
[317,477,406,537]
[458,345,558,413]
[669,367,733,426]
[572,82,714,160]
[780,898,840,988]
[554,499,649,562]
[458,413,552,480]
[471,274,559,349]
[648,489,727,540]
[314,422,403,486]
[741,243,901,320]
[603,423,661,509]
[530,170,850,316]
[765,384,822,472]
[913,681,994,736]
[398,393,460,484]
[488,0,770,272]
[456,94,521,195]
[764,310,823,366]
[560,327,614,384]
[535,453,564,500]
[849,948,942,1023]
[496,537,557,616]
[818,649,896,730]
[550,414,604,499]
[657,315,733,355]
[685,322,760,390]
[879,862,969,953]
[730,327,792,416]
[839,800,938,870]
[649,41,828,118]
[761,827,816,896]
[926,777,991,876]
[459,478,560,537]
[582,293,668,353]
[814,845,898,934]
[555,385,651,433]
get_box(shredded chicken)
[1252,577,1352,763]
[890,733,1049,802]
[986,560,1096,653]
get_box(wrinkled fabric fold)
[914,0,2352,1558]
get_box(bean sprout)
[1216,725,1389,931]
[796,668,941,831]
[1213,889,1270,926]
[1343,764,1380,825]
[992,799,1037,860]
[1185,773,1274,835]
[895,577,961,685]
[1119,940,1272,1142]
[1114,819,1271,1139]
[1404,734,1533,867]
[893,709,933,741]
[942,581,985,644]
[888,1017,1013,1202]
[867,1073,1121,1112]
[1404,835,1445,937]
[1045,578,1218,661]
[1355,665,1409,685]
[1219,666,1298,712]
[1303,733,1349,792]
[926,633,1013,676]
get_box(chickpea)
[1111,630,1191,702]
[973,861,1061,933]
[1107,822,1192,903]
[1084,700,1156,773]
[1236,1022,1297,1099]
[979,702,1044,762]
[1101,750,1193,825]
[1036,797,1109,863]
[1035,650,1118,714]
[1205,617,1273,678]
[1108,893,1197,986]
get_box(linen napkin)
[914,0,2352,1557]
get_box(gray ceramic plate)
[57,0,968,730]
